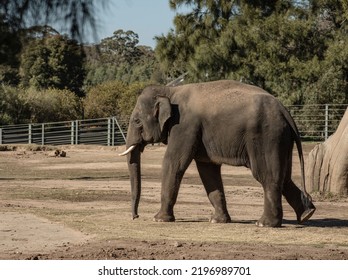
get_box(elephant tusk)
[118,145,137,156]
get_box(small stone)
[173,241,183,248]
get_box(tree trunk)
[307,108,348,195]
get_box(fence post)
[71,121,75,145]
[325,104,329,140]
[114,117,127,143]
[112,117,115,146]
[28,124,32,144]
[107,118,111,146]
[41,123,45,146]
[0,128,2,145]
[75,120,79,145]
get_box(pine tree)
[156,0,347,105]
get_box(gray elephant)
[120,80,316,227]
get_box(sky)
[91,0,189,48]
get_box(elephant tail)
[280,105,312,201]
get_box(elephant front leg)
[256,184,283,227]
[196,161,231,223]
[153,176,180,222]
[154,151,192,222]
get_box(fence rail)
[0,116,129,146]
[288,104,347,141]
[0,104,347,146]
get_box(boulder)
[306,108,348,195]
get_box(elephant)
[119,79,316,227]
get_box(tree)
[118,81,151,118]
[0,85,29,124]
[83,81,128,119]
[84,30,162,86]
[100,29,142,65]
[0,85,82,124]
[1,0,104,89]
[0,0,104,41]
[299,0,348,105]
[20,33,86,96]
[23,88,82,123]
[156,0,348,105]
[83,81,150,119]
[0,16,21,85]
[156,0,236,81]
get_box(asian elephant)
[119,80,316,227]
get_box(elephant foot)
[256,215,282,228]
[210,213,232,223]
[295,196,316,224]
[297,207,316,224]
[154,212,175,222]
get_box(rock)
[307,108,348,195]
[173,241,183,248]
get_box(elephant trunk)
[127,145,141,219]
[122,120,143,220]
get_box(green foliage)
[84,29,163,87]
[1,26,159,125]
[20,34,86,96]
[0,85,28,125]
[118,81,152,118]
[0,0,103,41]
[83,81,149,119]
[2,0,347,128]
[157,0,348,105]
[23,88,82,123]
[0,86,82,125]
[83,81,128,119]
[100,29,142,65]
[0,16,21,85]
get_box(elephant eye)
[133,118,142,127]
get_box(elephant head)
[119,86,172,219]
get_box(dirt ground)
[0,143,348,260]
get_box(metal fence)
[0,116,129,146]
[288,104,347,141]
[0,104,347,146]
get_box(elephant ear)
[154,96,172,132]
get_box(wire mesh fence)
[0,104,347,146]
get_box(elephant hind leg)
[195,160,231,223]
[248,153,284,227]
[282,180,316,223]
[255,182,283,227]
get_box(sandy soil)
[0,144,348,260]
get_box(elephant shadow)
[177,218,348,228]
[283,218,348,228]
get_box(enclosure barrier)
[287,104,347,141]
[0,116,128,146]
[0,104,347,146]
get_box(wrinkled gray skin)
[123,80,316,227]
